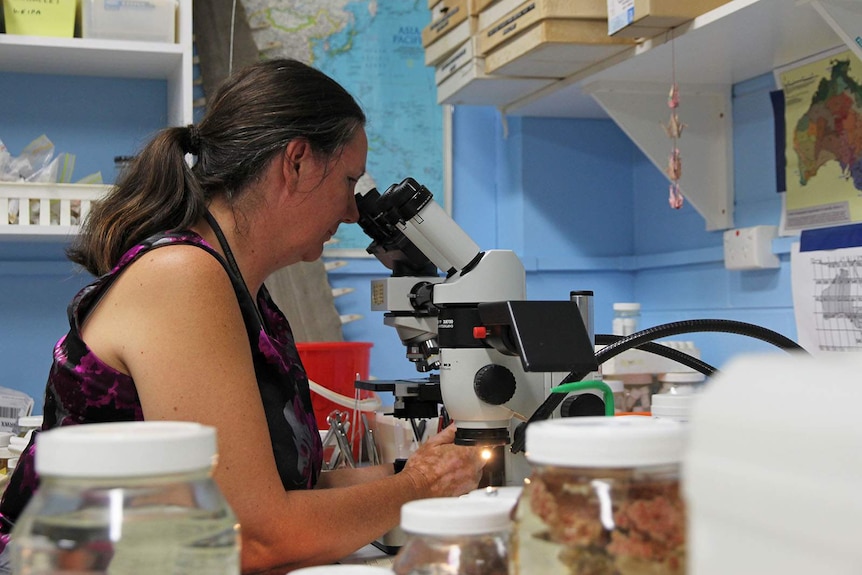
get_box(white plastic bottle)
[9,421,240,574]
[612,302,641,336]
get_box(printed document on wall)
[791,242,862,355]
[778,48,862,231]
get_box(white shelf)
[0,0,193,126]
[0,182,109,240]
[504,0,851,118]
[493,0,862,231]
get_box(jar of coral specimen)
[513,416,686,575]
[392,497,512,575]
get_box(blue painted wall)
[0,70,797,411]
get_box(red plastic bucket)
[296,342,375,454]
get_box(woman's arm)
[83,246,485,573]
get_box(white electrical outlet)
[723,225,780,270]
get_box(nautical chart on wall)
[240,1,445,255]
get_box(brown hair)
[68,58,366,276]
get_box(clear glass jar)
[513,417,686,575]
[612,303,641,337]
[620,374,656,413]
[392,497,512,575]
[9,421,240,575]
[658,372,705,395]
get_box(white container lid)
[602,379,624,393]
[526,416,684,467]
[36,421,217,478]
[659,371,706,384]
[464,485,523,503]
[17,416,43,429]
[401,497,512,536]
[651,393,699,421]
[289,567,394,575]
[613,302,641,312]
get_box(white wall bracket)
[584,80,734,231]
[809,0,862,64]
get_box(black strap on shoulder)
[204,210,269,334]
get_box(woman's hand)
[401,424,485,497]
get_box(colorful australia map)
[781,50,862,231]
[793,58,862,189]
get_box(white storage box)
[1,182,107,235]
[684,353,862,575]
[81,0,178,43]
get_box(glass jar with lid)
[513,416,686,575]
[658,371,706,395]
[391,497,512,575]
[9,421,240,574]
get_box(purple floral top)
[0,230,323,546]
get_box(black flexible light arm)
[510,319,807,454]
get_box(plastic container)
[81,0,178,43]
[685,353,862,575]
[392,497,512,575]
[612,302,641,336]
[9,421,240,574]
[514,416,687,575]
[3,0,76,37]
[16,415,42,437]
[297,342,375,451]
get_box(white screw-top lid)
[613,302,641,312]
[401,497,512,536]
[652,393,699,422]
[17,416,43,429]
[464,485,523,505]
[36,421,217,478]
[526,416,685,468]
[659,371,706,384]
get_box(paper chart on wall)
[791,242,862,354]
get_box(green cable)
[550,379,615,416]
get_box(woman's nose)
[343,196,360,224]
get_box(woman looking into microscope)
[0,58,484,574]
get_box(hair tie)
[186,124,201,155]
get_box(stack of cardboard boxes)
[423,0,730,107]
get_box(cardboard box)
[3,0,77,37]
[607,0,729,37]
[484,18,634,77]
[478,0,514,31]
[422,0,469,48]
[436,50,554,106]
[478,0,607,56]
[424,0,479,67]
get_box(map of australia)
[793,58,862,190]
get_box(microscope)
[355,177,597,485]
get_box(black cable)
[595,334,717,377]
[510,319,806,454]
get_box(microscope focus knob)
[473,364,517,405]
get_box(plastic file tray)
[484,19,634,77]
[0,183,108,237]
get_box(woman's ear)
[283,139,310,180]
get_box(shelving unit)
[0,0,193,239]
[495,0,862,231]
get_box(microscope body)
[356,177,596,485]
